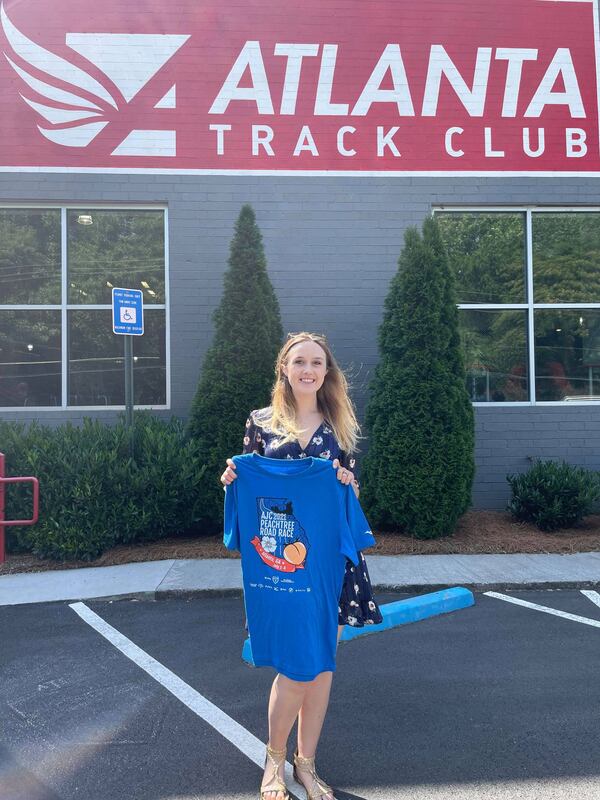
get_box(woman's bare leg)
[263,626,344,799]
[268,673,307,749]
[297,670,334,757]
[262,674,307,800]
[294,625,344,800]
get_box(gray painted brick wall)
[1,172,599,509]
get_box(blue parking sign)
[112,288,144,336]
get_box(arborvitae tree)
[361,216,475,538]
[187,205,282,529]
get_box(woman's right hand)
[220,458,238,486]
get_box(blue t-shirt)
[223,453,376,681]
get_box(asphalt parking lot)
[1,589,600,800]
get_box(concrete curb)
[154,579,600,599]
[7,581,600,610]
[2,552,600,607]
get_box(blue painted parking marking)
[340,586,475,640]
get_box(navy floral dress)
[242,408,383,628]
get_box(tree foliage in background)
[0,209,61,304]
[0,208,165,305]
[67,209,165,303]
[437,211,600,402]
[437,212,528,401]
[361,216,475,538]
[437,211,525,305]
[187,204,283,530]
[0,209,166,407]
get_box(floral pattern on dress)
[241,407,382,628]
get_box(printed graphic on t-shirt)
[251,497,311,573]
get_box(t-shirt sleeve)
[223,478,240,551]
[339,484,376,565]
[242,410,265,455]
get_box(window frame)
[0,202,170,411]
[433,205,600,407]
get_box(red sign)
[0,0,598,173]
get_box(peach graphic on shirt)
[283,541,307,566]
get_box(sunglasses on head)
[286,332,327,342]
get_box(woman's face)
[282,340,328,398]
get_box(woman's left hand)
[332,458,354,486]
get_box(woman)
[221,332,382,800]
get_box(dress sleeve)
[223,478,240,551]
[242,410,265,455]
[339,450,360,489]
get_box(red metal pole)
[0,452,39,564]
[0,453,4,565]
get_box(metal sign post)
[124,334,134,430]
[112,288,144,459]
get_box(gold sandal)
[260,744,289,800]
[293,750,334,799]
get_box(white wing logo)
[1,3,189,155]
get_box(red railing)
[0,452,39,564]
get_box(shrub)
[0,413,206,561]
[187,204,283,531]
[507,460,600,531]
[361,216,475,538]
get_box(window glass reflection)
[535,310,600,401]
[68,309,166,406]
[437,212,526,303]
[0,311,61,406]
[533,213,600,303]
[133,310,166,405]
[67,210,165,304]
[459,310,529,402]
[0,209,61,304]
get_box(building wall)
[1,172,599,507]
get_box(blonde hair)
[256,332,360,453]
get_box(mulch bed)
[2,510,600,577]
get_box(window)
[437,209,600,404]
[458,309,528,402]
[0,206,168,409]
[0,311,61,406]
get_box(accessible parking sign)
[112,288,144,336]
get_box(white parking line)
[484,592,600,628]
[581,589,600,608]
[69,602,304,798]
